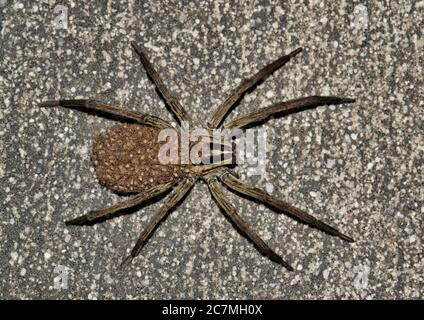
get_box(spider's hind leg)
[120,177,195,268]
[65,182,175,226]
[40,99,172,128]
[131,42,192,127]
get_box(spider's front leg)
[218,170,354,242]
[204,174,294,270]
[224,96,356,129]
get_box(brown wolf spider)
[41,42,355,270]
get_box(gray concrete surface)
[1,0,423,299]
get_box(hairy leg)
[121,177,195,267]
[208,48,302,128]
[131,42,192,127]
[65,181,176,226]
[218,171,354,242]
[224,96,355,129]
[204,174,293,270]
[40,99,172,128]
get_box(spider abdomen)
[91,123,187,193]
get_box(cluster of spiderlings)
[91,124,189,193]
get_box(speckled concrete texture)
[1,0,423,299]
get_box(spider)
[41,41,355,271]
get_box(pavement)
[0,0,423,299]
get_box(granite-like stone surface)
[1,0,423,299]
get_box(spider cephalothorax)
[41,42,355,270]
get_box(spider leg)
[40,99,172,128]
[224,96,356,129]
[207,48,302,128]
[121,177,195,268]
[131,42,192,127]
[204,175,293,270]
[218,171,354,242]
[196,159,233,174]
[65,181,176,226]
